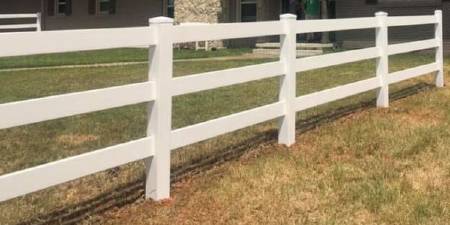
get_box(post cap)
[149,17,174,24]
[435,10,442,15]
[280,14,297,20]
[375,11,388,17]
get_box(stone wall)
[174,0,229,49]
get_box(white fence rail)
[179,22,211,51]
[0,13,41,32]
[0,11,444,202]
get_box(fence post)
[435,10,444,88]
[278,14,297,146]
[145,17,174,201]
[375,12,389,108]
[36,13,42,32]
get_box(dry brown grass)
[79,77,450,225]
[0,52,448,225]
[56,134,99,146]
[406,164,447,192]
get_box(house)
[176,0,448,49]
[335,0,449,50]
[0,0,448,49]
[0,1,331,32]
[0,0,318,48]
[0,0,168,30]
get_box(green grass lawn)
[0,48,252,70]
[0,51,447,225]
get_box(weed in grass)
[411,195,444,224]
[348,178,398,213]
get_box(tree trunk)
[321,0,329,43]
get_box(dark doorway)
[281,0,336,43]
[281,0,305,20]
[281,0,291,14]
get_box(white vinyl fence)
[0,11,444,202]
[0,13,42,32]
[179,22,211,51]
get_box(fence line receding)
[0,11,444,202]
[0,13,41,32]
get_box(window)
[89,0,116,15]
[168,0,174,18]
[97,0,116,15]
[53,0,71,16]
[56,0,67,15]
[240,0,257,22]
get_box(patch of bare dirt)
[56,134,99,146]
[353,209,376,225]
[390,107,444,127]
[406,165,447,191]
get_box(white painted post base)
[36,12,42,32]
[435,10,445,88]
[375,12,389,108]
[145,17,174,201]
[278,14,297,147]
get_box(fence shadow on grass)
[17,82,434,225]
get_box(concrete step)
[255,42,334,49]
[253,48,323,57]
